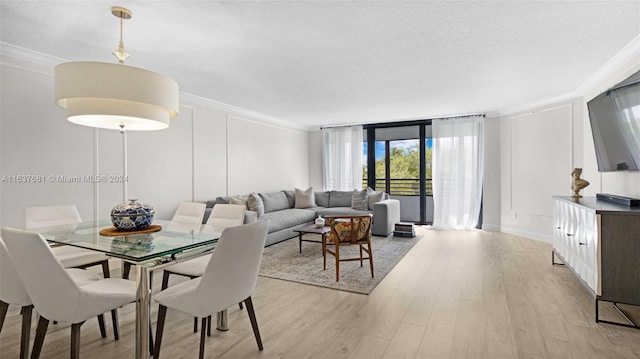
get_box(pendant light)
[54,6,179,131]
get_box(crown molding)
[496,91,580,118]
[488,34,640,118]
[179,93,308,131]
[1,42,306,131]
[576,33,640,101]
[0,42,66,68]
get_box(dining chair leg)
[207,315,211,337]
[100,260,121,340]
[0,300,8,333]
[101,260,111,278]
[122,262,132,279]
[199,317,207,359]
[161,271,170,290]
[239,302,244,310]
[97,313,107,338]
[359,245,364,267]
[111,309,119,340]
[70,322,84,359]
[193,317,198,333]
[244,296,263,350]
[19,305,33,359]
[31,316,49,359]
[153,305,168,359]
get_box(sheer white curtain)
[322,126,363,191]
[432,115,484,230]
[611,86,640,168]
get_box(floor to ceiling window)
[363,121,434,224]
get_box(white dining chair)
[153,220,269,359]
[160,204,246,333]
[171,202,207,224]
[25,204,123,338]
[162,204,246,283]
[0,237,111,359]
[1,228,137,359]
[25,205,111,277]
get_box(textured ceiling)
[1,1,639,129]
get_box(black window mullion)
[419,125,426,224]
[385,141,391,194]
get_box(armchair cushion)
[328,216,372,243]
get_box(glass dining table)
[33,219,223,359]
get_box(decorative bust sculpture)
[571,168,589,198]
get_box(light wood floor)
[2,229,640,358]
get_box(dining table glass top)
[34,219,223,264]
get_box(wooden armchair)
[323,214,374,281]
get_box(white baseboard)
[500,226,553,244]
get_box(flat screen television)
[587,69,640,172]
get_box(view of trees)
[363,140,433,195]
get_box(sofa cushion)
[295,187,316,208]
[260,191,290,213]
[315,191,330,207]
[351,189,369,210]
[247,193,264,217]
[283,190,295,208]
[367,187,385,210]
[216,196,230,205]
[314,207,372,217]
[329,191,352,207]
[261,208,316,233]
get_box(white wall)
[499,98,583,243]
[0,52,310,228]
[227,116,309,195]
[498,35,640,243]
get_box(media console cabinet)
[552,196,640,329]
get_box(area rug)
[258,230,422,294]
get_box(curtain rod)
[320,113,485,130]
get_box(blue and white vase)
[111,199,155,231]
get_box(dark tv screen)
[587,70,640,172]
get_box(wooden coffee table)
[293,224,330,253]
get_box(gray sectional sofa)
[204,189,400,246]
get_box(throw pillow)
[283,190,296,208]
[229,195,248,208]
[367,187,385,210]
[351,189,369,210]
[247,193,265,217]
[315,191,330,207]
[295,187,316,208]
